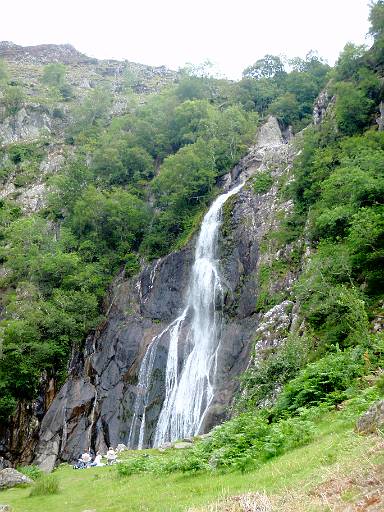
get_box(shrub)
[17,465,43,481]
[29,474,59,496]
[333,82,374,135]
[3,85,25,116]
[274,347,366,415]
[238,333,312,411]
[117,455,150,477]
[253,171,274,194]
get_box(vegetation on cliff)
[238,0,384,435]
[0,35,329,423]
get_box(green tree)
[42,63,66,88]
[236,77,280,113]
[41,63,72,100]
[70,186,149,261]
[69,87,112,139]
[369,0,384,40]
[333,82,374,135]
[268,92,300,125]
[152,139,216,211]
[243,55,285,79]
[333,43,366,81]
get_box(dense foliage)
[0,61,259,420]
[239,51,329,130]
[240,1,384,417]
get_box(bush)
[333,82,374,135]
[117,455,150,477]
[117,412,316,477]
[3,85,25,116]
[238,334,312,411]
[29,474,59,496]
[17,465,43,481]
[274,347,366,415]
[253,171,274,194]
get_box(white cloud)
[2,0,371,78]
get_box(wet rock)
[33,117,300,466]
[356,400,384,434]
[0,468,33,489]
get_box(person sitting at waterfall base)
[106,447,117,465]
[73,450,92,469]
[81,451,92,467]
[91,452,105,467]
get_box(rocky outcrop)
[0,105,53,145]
[0,42,95,66]
[0,144,66,212]
[31,117,299,471]
[313,90,331,125]
[0,458,11,470]
[0,41,177,94]
[376,101,384,131]
[356,400,384,434]
[0,468,32,489]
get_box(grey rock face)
[0,458,11,470]
[0,468,33,489]
[313,90,331,125]
[0,106,52,145]
[356,400,384,434]
[254,301,294,354]
[376,101,384,131]
[0,42,94,66]
[33,117,299,468]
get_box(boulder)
[356,400,384,434]
[198,432,212,440]
[174,441,193,449]
[116,443,127,453]
[0,468,33,489]
[0,458,11,470]
[157,442,173,452]
[0,506,12,512]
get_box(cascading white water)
[129,183,243,448]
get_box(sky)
[1,0,372,79]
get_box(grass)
[29,474,59,497]
[0,397,383,512]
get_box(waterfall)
[129,183,243,448]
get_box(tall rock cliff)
[33,116,299,471]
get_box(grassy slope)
[1,401,383,512]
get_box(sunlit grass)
[1,401,382,512]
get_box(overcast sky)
[2,0,372,78]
